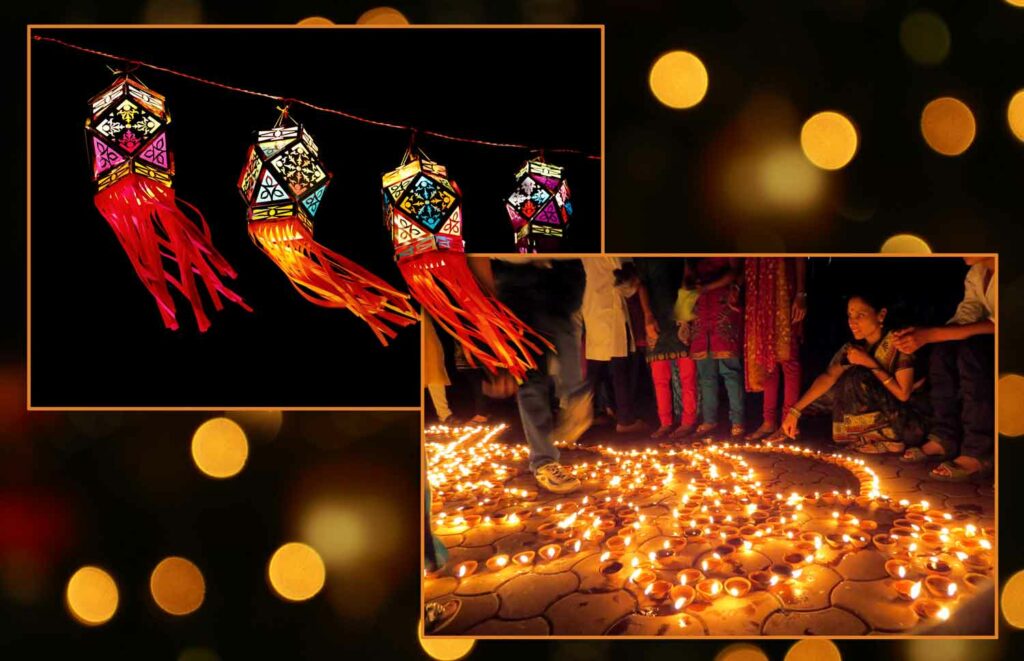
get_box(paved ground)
[424,423,995,637]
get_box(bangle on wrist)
[789,407,802,419]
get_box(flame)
[911,581,921,599]
[938,606,950,620]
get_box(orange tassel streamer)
[249,218,418,345]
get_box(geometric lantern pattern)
[238,123,331,232]
[382,154,464,259]
[506,159,571,253]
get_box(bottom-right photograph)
[422,255,996,638]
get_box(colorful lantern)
[86,74,250,331]
[240,113,418,345]
[505,158,572,253]
[383,148,548,379]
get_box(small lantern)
[505,158,571,253]
[382,152,464,257]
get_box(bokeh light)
[356,7,410,24]
[715,644,768,661]
[905,640,998,661]
[921,97,976,156]
[1002,570,1024,627]
[268,542,326,602]
[66,566,118,626]
[800,111,858,170]
[1006,0,1024,7]
[178,649,221,661]
[225,410,283,444]
[785,640,841,661]
[418,623,475,661]
[300,501,371,568]
[757,143,826,212]
[899,11,951,65]
[191,417,248,479]
[297,17,335,26]
[649,51,709,109]
[141,0,203,23]
[999,374,1024,437]
[881,234,932,253]
[1008,90,1024,142]
[150,557,205,616]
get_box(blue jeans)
[424,482,448,573]
[697,357,745,426]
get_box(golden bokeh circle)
[649,51,709,109]
[418,621,476,660]
[715,643,769,661]
[1007,90,1024,142]
[785,640,841,661]
[1001,570,1024,627]
[268,542,326,602]
[801,111,859,170]
[66,566,119,626]
[356,7,409,25]
[921,97,976,156]
[150,557,205,616]
[1005,0,1024,7]
[191,417,249,479]
[999,374,1024,437]
[297,16,334,26]
[881,234,932,254]
[899,11,951,66]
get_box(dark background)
[28,26,600,407]
[1,1,1021,661]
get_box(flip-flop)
[930,460,980,482]
[856,441,905,455]
[900,447,947,464]
[424,599,462,634]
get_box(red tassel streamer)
[94,174,251,332]
[249,218,418,345]
[398,251,550,381]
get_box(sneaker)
[553,391,594,443]
[424,599,461,634]
[650,424,673,439]
[615,419,648,434]
[535,462,581,494]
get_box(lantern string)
[34,34,600,160]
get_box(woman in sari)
[780,292,926,453]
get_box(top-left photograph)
[27,25,603,409]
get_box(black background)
[28,27,600,407]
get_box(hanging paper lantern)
[240,115,418,345]
[506,158,572,253]
[86,75,250,331]
[383,149,549,379]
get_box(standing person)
[744,258,807,441]
[893,257,995,481]
[470,257,589,494]
[689,257,746,440]
[423,313,456,425]
[581,257,645,434]
[453,343,490,424]
[632,258,698,439]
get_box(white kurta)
[581,257,634,361]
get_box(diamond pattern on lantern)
[399,175,456,230]
[439,208,462,237]
[92,137,125,176]
[392,215,428,244]
[256,169,289,203]
[302,185,326,217]
[271,143,327,197]
[139,133,169,169]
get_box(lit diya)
[645,579,673,601]
[963,573,992,593]
[631,568,657,590]
[964,552,992,573]
[539,543,562,562]
[696,578,724,601]
[513,551,535,566]
[724,576,752,598]
[885,559,911,580]
[485,554,510,572]
[873,534,898,555]
[893,579,922,601]
[605,535,628,555]
[913,599,951,621]
[749,570,776,590]
[924,575,958,599]
[670,584,696,610]
[600,559,625,583]
[454,560,478,578]
[677,568,704,586]
[924,557,952,576]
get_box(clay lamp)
[801,531,824,549]
[714,544,736,560]
[724,576,752,598]
[849,533,871,550]
[537,522,559,539]
[771,562,797,583]
[582,528,606,545]
[924,557,952,576]
[914,599,951,621]
[454,560,478,578]
[535,505,556,518]
[462,514,482,528]
[700,556,723,574]
[894,579,922,601]
[963,573,992,593]
[631,568,657,590]
[740,526,760,541]
[539,543,562,562]
[513,551,535,566]
[485,554,511,572]
[677,568,704,586]
[924,575,958,600]
[821,492,838,506]
[670,584,696,610]
[605,535,628,556]
[874,534,898,555]
[825,533,846,549]
[859,519,878,533]
[645,579,673,601]
[749,570,776,590]
[920,532,944,552]
[964,552,992,573]
[696,578,724,602]
[784,552,810,568]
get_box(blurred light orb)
[301,501,370,568]
[649,50,709,109]
[66,566,118,626]
[268,543,326,602]
[1006,0,1024,7]
[800,111,859,170]
[1008,90,1024,142]
[999,374,1024,436]
[297,17,335,26]
[178,649,221,661]
[1002,570,1024,627]
[921,97,976,156]
[881,234,932,253]
[225,410,283,444]
[191,417,248,479]
[715,644,769,661]
[899,11,951,65]
[142,0,203,23]
[418,622,475,660]
[757,144,826,211]
[356,7,409,24]
[785,640,841,661]
[150,557,205,616]
[905,640,997,661]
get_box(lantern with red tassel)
[240,112,418,345]
[382,148,549,379]
[86,74,250,331]
[506,157,572,253]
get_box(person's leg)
[781,359,802,413]
[516,366,560,472]
[719,357,746,430]
[926,341,962,456]
[650,359,674,427]
[957,334,995,461]
[427,383,452,422]
[677,357,699,427]
[697,358,719,427]
[762,365,781,428]
[610,355,637,425]
[466,370,488,421]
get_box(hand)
[845,345,877,368]
[791,295,807,323]
[781,412,799,439]
[645,318,660,347]
[892,327,930,354]
[677,321,691,344]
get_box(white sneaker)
[535,463,581,494]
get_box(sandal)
[424,599,462,634]
[764,428,798,443]
[855,440,905,455]
[745,423,777,442]
[900,447,948,464]
[930,459,992,482]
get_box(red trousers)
[650,357,698,427]
[762,359,801,426]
